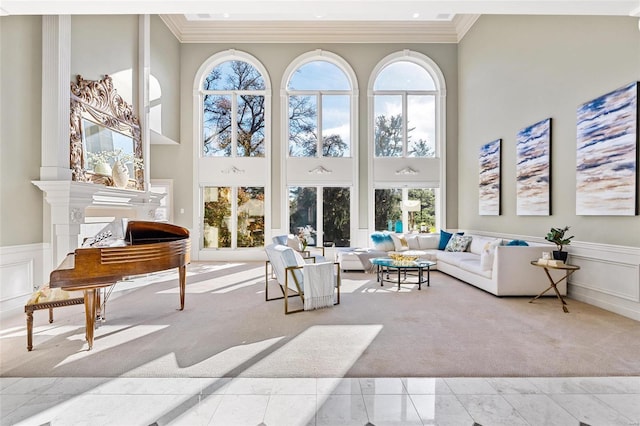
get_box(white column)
[40,15,72,181]
[138,14,151,191]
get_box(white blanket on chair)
[303,262,335,310]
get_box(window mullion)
[231,92,237,157]
[317,93,322,157]
[317,187,323,246]
[402,93,408,157]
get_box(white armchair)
[265,243,340,314]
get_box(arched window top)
[288,60,350,91]
[374,61,435,91]
[203,60,265,91]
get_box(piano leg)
[178,265,186,310]
[83,289,98,350]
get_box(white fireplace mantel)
[33,180,164,266]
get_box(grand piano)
[49,220,190,350]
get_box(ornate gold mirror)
[70,75,144,190]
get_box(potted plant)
[545,226,574,262]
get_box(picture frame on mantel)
[576,81,638,216]
[478,138,501,216]
[516,117,551,216]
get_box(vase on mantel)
[111,160,129,188]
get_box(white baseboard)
[0,243,51,318]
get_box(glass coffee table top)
[371,257,436,290]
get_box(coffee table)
[371,257,436,290]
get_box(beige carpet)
[2,261,639,378]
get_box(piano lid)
[82,219,189,248]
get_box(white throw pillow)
[287,234,303,251]
[480,240,501,270]
[389,234,409,252]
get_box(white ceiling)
[2,1,639,43]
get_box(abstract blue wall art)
[576,82,638,216]
[479,139,501,216]
[516,118,551,216]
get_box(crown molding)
[160,14,481,43]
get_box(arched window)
[369,51,446,233]
[282,51,358,247]
[202,60,266,157]
[194,51,271,258]
[373,61,436,158]
[287,60,352,158]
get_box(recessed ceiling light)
[412,12,420,19]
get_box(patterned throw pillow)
[445,234,473,252]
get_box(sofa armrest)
[493,245,566,295]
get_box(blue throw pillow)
[370,232,391,245]
[506,239,529,246]
[438,230,452,250]
[438,230,465,250]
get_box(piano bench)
[24,285,84,351]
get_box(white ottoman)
[335,248,387,272]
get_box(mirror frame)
[70,75,144,190]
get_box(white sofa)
[337,232,566,297]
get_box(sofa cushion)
[445,234,473,252]
[417,234,440,250]
[458,258,493,279]
[480,239,502,270]
[436,251,478,267]
[507,239,529,246]
[370,232,395,251]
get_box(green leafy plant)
[545,226,574,252]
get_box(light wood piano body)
[49,220,190,349]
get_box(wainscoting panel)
[569,255,639,302]
[0,243,51,318]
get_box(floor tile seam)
[590,393,638,424]
[503,391,581,425]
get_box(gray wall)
[71,15,138,101]
[152,42,459,231]
[458,15,640,247]
[0,16,43,246]
[150,14,181,142]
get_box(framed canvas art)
[516,118,551,216]
[479,139,501,216]
[576,82,638,215]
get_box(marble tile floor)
[1,376,638,425]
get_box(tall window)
[287,61,351,158]
[196,51,270,255]
[202,60,265,157]
[289,186,351,247]
[283,51,358,248]
[373,62,436,158]
[374,188,436,233]
[369,51,446,233]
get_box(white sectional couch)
[337,232,566,297]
